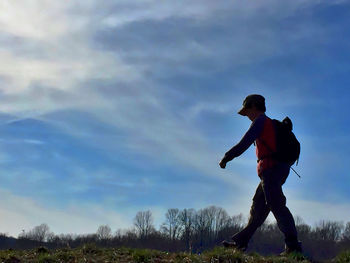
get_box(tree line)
[6,205,350,261]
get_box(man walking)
[219,94,302,254]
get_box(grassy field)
[2,244,350,263]
[0,244,319,263]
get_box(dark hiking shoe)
[279,241,303,256]
[221,240,247,252]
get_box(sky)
[0,0,350,237]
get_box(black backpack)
[260,117,300,166]
[271,117,300,166]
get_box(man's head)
[238,94,266,121]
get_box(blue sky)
[0,0,350,237]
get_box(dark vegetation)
[1,206,350,262]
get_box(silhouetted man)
[219,94,302,254]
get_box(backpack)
[271,117,300,166]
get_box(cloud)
[288,198,350,225]
[0,0,350,235]
[0,116,249,219]
[0,188,136,237]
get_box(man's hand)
[219,158,227,169]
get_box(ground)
[0,245,318,263]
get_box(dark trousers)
[232,163,299,248]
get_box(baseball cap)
[238,94,265,116]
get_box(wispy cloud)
[0,188,132,237]
[0,0,349,235]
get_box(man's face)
[245,105,259,121]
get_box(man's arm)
[219,115,265,168]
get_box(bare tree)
[292,215,311,240]
[230,213,245,230]
[114,229,123,239]
[58,233,75,247]
[161,208,182,241]
[210,206,230,239]
[124,228,138,240]
[342,222,350,241]
[203,206,216,240]
[179,208,196,252]
[23,223,51,242]
[194,208,211,249]
[195,206,231,241]
[294,215,305,226]
[134,210,154,239]
[97,225,112,240]
[46,232,57,243]
[314,220,344,242]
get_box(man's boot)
[279,241,302,256]
[221,240,247,252]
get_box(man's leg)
[230,183,270,247]
[261,164,300,250]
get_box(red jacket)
[223,114,278,177]
[255,116,278,176]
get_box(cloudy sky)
[0,0,350,237]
